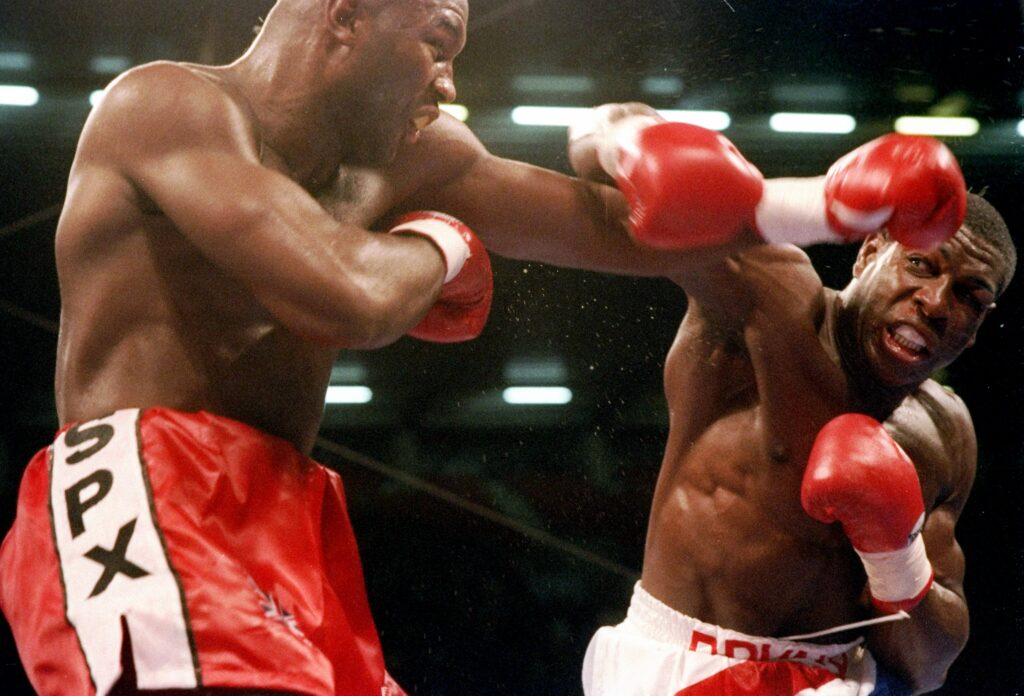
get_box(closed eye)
[955,285,993,313]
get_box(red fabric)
[0,408,390,695]
[676,660,841,695]
[0,446,98,695]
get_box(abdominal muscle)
[640,407,867,639]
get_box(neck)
[224,36,349,189]
[829,292,913,420]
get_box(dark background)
[1,1,1022,693]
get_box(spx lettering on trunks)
[49,409,199,693]
[60,421,150,599]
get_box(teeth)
[892,325,927,352]
[413,114,432,130]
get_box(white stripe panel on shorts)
[49,409,198,694]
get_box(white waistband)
[625,582,863,661]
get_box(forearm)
[501,177,760,277]
[256,230,446,348]
[866,582,969,693]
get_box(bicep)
[131,143,345,281]
[82,67,443,345]
[921,504,966,599]
[687,249,844,458]
[93,67,346,276]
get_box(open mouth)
[882,324,931,362]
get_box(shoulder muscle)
[887,382,977,515]
[81,62,259,175]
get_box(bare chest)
[315,167,403,229]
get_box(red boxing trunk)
[0,408,400,696]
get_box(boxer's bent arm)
[866,503,970,693]
[82,63,445,348]
[403,116,757,277]
[865,405,975,692]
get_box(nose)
[433,64,456,104]
[914,277,951,324]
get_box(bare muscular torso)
[54,64,469,453]
[643,249,968,639]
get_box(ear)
[852,232,887,279]
[966,302,997,349]
[325,0,359,42]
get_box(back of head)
[964,192,1016,295]
[248,0,398,55]
[252,0,318,43]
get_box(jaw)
[864,325,941,392]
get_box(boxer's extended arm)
[398,114,757,277]
[569,104,966,253]
[82,63,450,348]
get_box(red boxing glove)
[388,211,493,342]
[801,413,934,613]
[823,134,966,249]
[604,120,765,249]
[756,135,965,249]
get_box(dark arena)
[1,1,1022,694]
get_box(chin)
[349,134,400,167]
[864,348,925,390]
[876,361,933,390]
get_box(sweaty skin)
[54,0,737,455]
[643,231,1005,691]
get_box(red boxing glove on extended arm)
[388,211,493,343]
[801,413,934,614]
[580,106,966,251]
[606,120,765,249]
[756,134,966,249]
[823,134,967,249]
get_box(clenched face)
[342,0,468,165]
[842,227,1008,388]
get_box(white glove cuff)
[755,177,845,246]
[389,217,469,283]
[856,531,932,604]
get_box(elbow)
[905,629,968,694]
[908,666,952,695]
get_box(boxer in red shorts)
[4,2,1002,693]
[2,408,396,694]
[0,1,848,694]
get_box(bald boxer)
[0,1,985,693]
[571,108,1015,694]
[0,2,773,694]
